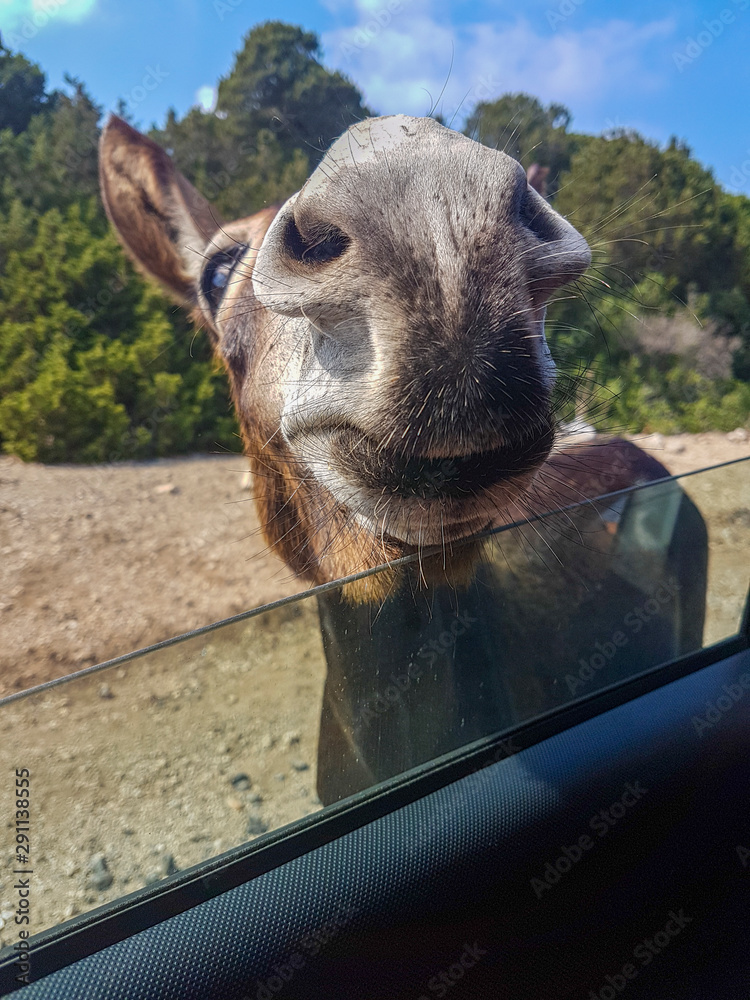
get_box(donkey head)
[100,114,590,601]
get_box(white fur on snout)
[294,447,496,547]
[523,306,556,388]
[303,115,426,196]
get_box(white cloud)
[0,0,97,34]
[195,84,218,113]
[322,0,676,126]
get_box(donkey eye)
[201,244,247,315]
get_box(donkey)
[99,114,657,600]
[99,115,706,801]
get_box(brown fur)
[99,117,221,306]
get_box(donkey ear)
[99,115,222,306]
[526,163,550,198]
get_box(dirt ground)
[0,430,749,944]
[1,431,749,697]
[0,597,328,946]
[0,452,303,697]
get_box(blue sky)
[1,0,749,194]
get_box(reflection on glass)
[0,459,747,943]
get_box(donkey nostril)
[283,216,350,264]
[519,186,562,244]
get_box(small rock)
[154,483,179,494]
[729,508,750,529]
[283,731,300,747]
[640,432,665,450]
[246,814,269,837]
[99,683,114,699]
[226,796,243,811]
[248,792,263,804]
[273,772,286,782]
[86,854,113,892]
[663,437,685,454]
[260,734,275,751]
[727,427,749,443]
[290,760,309,772]
[162,854,178,877]
[144,853,178,885]
[230,773,251,791]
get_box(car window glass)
[0,458,747,944]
